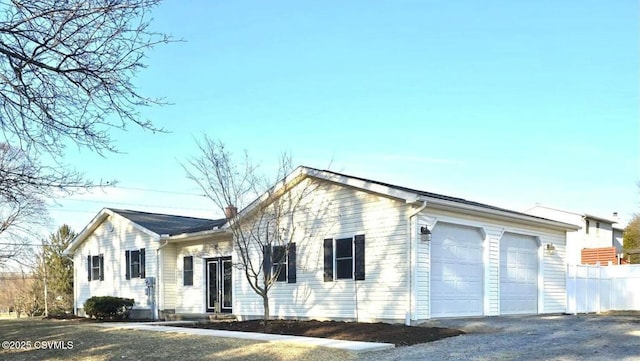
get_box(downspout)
[406,200,427,326]
[155,235,170,320]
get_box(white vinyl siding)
[73,215,157,314]
[159,243,177,310]
[542,232,568,313]
[417,209,568,320]
[234,179,409,322]
[525,206,614,265]
[174,240,232,314]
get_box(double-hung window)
[323,235,365,282]
[87,254,104,281]
[335,238,353,279]
[183,256,194,286]
[125,248,145,279]
[262,243,296,283]
[272,246,287,282]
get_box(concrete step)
[164,313,236,322]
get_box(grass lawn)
[0,318,357,361]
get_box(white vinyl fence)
[566,264,640,314]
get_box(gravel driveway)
[361,313,640,361]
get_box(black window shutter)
[99,254,104,281]
[354,235,365,281]
[125,250,131,280]
[262,245,272,280]
[87,255,92,282]
[287,243,296,284]
[323,238,333,282]
[140,248,146,278]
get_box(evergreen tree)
[36,225,76,314]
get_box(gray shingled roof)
[109,209,226,236]
[314,168,557,222]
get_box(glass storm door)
[206,257,232,313]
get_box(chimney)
[224,205,238,219]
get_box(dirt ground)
[180,319,464,346]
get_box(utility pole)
[41,240,48,317]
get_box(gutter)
[406,199,427,326]
[165,228,230,242]
[425,197,580,231]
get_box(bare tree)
[0,196,45,267]
[0,0,171,157]
[0,1,172,266]
[184,137,320,321]
[0,270,39,317]
[0,144,50,269]
[623,214,640,264]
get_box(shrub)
[83,296,134,320]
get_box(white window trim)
[91,255,101,281]
[130,250,141,278]
[183,256,194,286]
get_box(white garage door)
[500,233,539,314]
[430,223,484,318]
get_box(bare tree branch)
[0,143,51,269]
[0,1,173,266]
[183,137,326,321]
[0,0,174,159]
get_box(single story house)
[64,166,578,324]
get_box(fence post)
[572,264,578,315]
[584,265,588,313]
[610,264,613,310]
[596,263,601,314]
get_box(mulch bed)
[181,319,465,346]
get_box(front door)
[205,257,232,313]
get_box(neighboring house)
[65,167,578,324]
[612,224,624,254]
[524,205,621,265]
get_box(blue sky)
[50,0,639,234]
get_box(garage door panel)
[431,223,484,318]
[500,233,538,315]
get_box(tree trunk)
[262,295,270,321]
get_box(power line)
[112,185,206,197]
[51,185,207,198]
[49,199,215,213]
